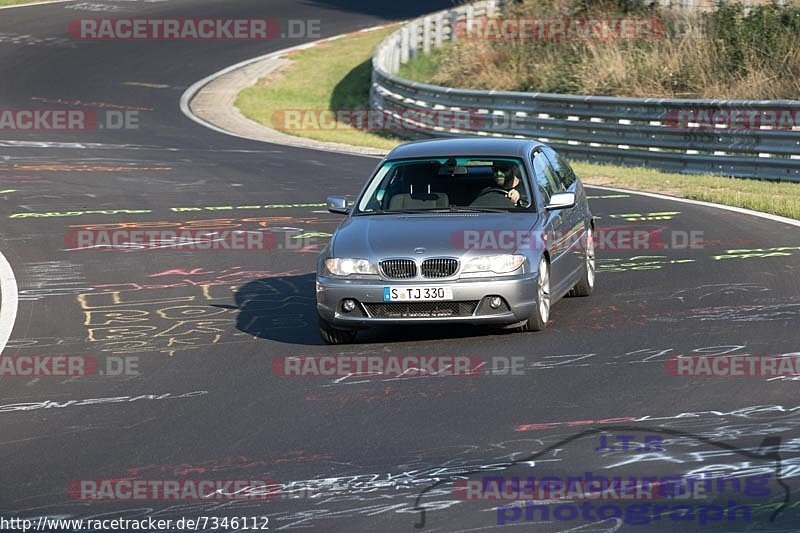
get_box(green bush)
[706,3,800,76]
[403,0,800,98]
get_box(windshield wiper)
[358,207,507,215]
[435,207,507,213]
[357,209,430,215]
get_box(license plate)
[383,286,453,301]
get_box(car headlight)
[462,254,525,274]
[325,258,377,276]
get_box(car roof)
[385,138,545,160]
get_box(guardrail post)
[392,36,401,73]
[400,26,410,64]
[423,16,432,54]
[408,22,419,60]
[435,13,445,47]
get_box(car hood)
[330,212,540,258]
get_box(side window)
[532,150,560,205]
[541,147,574,191]
[555,153,577,189]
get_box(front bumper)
[316,274,538,328]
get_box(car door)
[542,147,585,282]
[531,148,573,294]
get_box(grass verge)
[397,46,447,82]
[236,27,400,151]
[572,162,800,220]
[235,24,800,220]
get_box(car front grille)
[364,301,479,318]
[421,258,458,278]
[380,258,459,279]
[380,259,416,279]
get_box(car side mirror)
[327,196,350,215]
[546,192,576,211]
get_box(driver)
[480,166,521,205]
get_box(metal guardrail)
[370,1,800,181]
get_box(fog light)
[489,296,502,309]
[342,299,356,312]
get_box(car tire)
[571,226,595,297]
[318,315,357,345]
[520,256,550,332]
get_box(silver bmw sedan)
[316,138,595,344]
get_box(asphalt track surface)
[0,1,799,532]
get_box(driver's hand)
[507,189,520,204]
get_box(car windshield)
[355,157,533,214]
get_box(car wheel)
[571,227,595,297]
[520,256,550,332]
[318,315,357,345]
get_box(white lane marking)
[0,250,19,356]
[0,0,71,10]
[587,184,800,229]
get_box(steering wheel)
[470,187,516,208]
[478,187,511,197]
